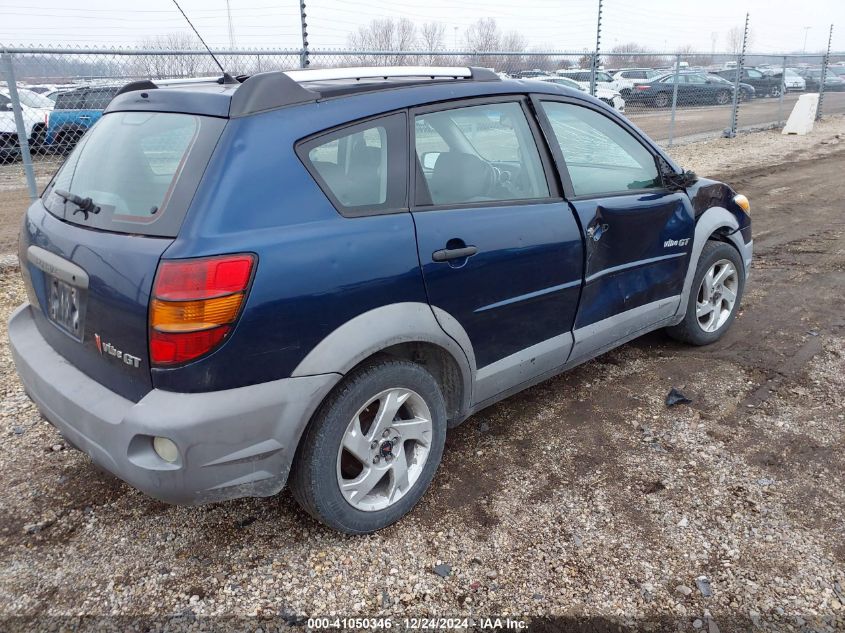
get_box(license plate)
[47,275,84,339]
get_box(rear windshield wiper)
[54,188,101,220]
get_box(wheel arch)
[676,206,751,320]
[291,302,475,424]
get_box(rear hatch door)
[21,110,225,401]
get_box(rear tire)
[289,358,447,534]
[666,240,745,346]
[654,92,671,108]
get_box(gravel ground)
[0,121,843,632]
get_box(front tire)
[666,240,745,346]
[289,358,447,534]
[715,90,732,105]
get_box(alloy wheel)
[696,258,739,333]
[336,388,433,512]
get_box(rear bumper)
[9,303,340,505]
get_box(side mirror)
[666,168,699,190]
[2,103,13,111]
[421,151,440,171]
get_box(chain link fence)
[1,46,843,216]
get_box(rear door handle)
[432,245,478,262]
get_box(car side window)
[540,101,661,197]
[686,75,706,84]
[83,89,117,110]
[55,91,84,109]
[299,112,407,217]
[414,102,549,207]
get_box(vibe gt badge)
[664,238,691,248]
[94,333,141,368]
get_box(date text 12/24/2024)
[307,617,528,629]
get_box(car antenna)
[170,0,232,82]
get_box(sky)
[1,0,842,54]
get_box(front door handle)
[432,245,478,262]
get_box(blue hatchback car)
[9,67,752,533]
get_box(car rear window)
[43,111,225,237]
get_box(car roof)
[105,66,591,119]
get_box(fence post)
[668,54,682,147]
[727,12,750,138]
[589,0,603,96]
[777,55,787,127]
[298,0,310,68]
[1,51,37,202]
[817,24,833,121]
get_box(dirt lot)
[0,121,843,631]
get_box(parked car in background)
[799,68,845,92]
[707,74,756,101]
[511,69,548,79]
[43,84,78,103]
[536,75,625,112]
[626,72,735,107]
[774,69,807,92]
[555,69,623,92]
[0,92,21,163]
[46,84,121,152]
[612,68,663,94]
[0,87,54,161]
[714,67,782,97]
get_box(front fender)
[676,206,752,319]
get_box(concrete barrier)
[782,93,820,135]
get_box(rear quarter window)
[297,112,408,217]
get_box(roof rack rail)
[230,66,499,116]
[281,65,499,82]
[116,66,501,117]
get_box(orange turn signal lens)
[733,194,750,214]
[151,292,244,333]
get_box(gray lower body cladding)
[8,303,340,505]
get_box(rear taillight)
[149,254,255,365]
[636,85,650,91]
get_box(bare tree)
[577,53,593,69]
[499,30,527,73]
[726,26,753,55]
[346,18,418,66]
[463,18,526,72]
[137,32,204,79]
[464,17,500,68]
[419,22,448,65]
[674,44,712,67]
[608,42,666,69]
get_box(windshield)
[16,89,54,109]
[44,111,225,237]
